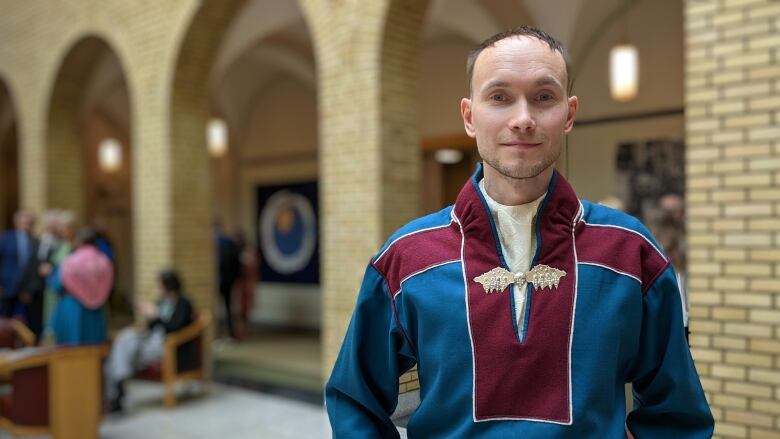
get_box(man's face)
[461,36,578,181]
[15,212,34,233]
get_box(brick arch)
[0,78,19,229]
[45,35,132,223]
[170,0,316,311]
[45,35,135,308]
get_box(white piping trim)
[374,221,454,264]
[580,220,668,262]
[452,211,479,423]
[473,415,574,424]
[392,259,461,299]
[578,262,642,285]
[564,216,578,426]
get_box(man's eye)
[490,94,507,102]
[537,93,554,102]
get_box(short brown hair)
[466,25,572,95]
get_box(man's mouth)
[500,141,542,148]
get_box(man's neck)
[482,164,553,206]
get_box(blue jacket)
[0,231,30,298]
[326,166,713,438]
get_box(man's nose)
[509,100,536,132]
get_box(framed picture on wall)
[256,181,319,284]
[615,138,685,224]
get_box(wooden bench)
[0,319,36,350]
[0,344,107,439]
[134,314,211,407]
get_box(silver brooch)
[474,264,566,294]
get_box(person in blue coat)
[49,228,113,345]
[0,210,38,321]
[326,26,713,438]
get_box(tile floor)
[0,382,328,439]
[0,382,408,439]
[101,382,329,439]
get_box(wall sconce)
[610,43,639,102]
[207,118,228,158]
[98,138,122,173]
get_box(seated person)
[104,269,194,412]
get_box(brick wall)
[685,1,780,437]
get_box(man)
[325,26,713,438]
[215,222,240,338]
[18,209,61,340]
[0,210,39,323]
[37,210,63,264]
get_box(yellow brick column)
[685,1,780,438]
[300,0,428,380]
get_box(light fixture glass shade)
[434,148,464,165]
[98,138,122,173]
[610,44,638,102]
[207,118,228,157]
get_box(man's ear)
[564,95,578,134]
[461,98,476,138]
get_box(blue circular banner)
[259,189,317,275]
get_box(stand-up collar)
[453,163,582,246]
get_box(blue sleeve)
[325,264,417,438]
[626,266,714,438]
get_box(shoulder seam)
[373,220,455,264]
[392,259,460,299]
[578,261,641,285]
[643,260,671,295]
[580,220,668,263]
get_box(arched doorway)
[0,79,19,231]
[172,0,321,396]
[45,36,134,317]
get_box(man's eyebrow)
[480,76,564,93]
[480,80,511,92]
[535,75,563,89]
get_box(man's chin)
[494,163,554,181]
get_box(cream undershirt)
[479,179,545,338]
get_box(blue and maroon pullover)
[326,165,713,438]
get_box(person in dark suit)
[15,241,45,340]
[215,224,240,338]
[0,210,39,325]
[104,269,194,412]
[14,210,60,341]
